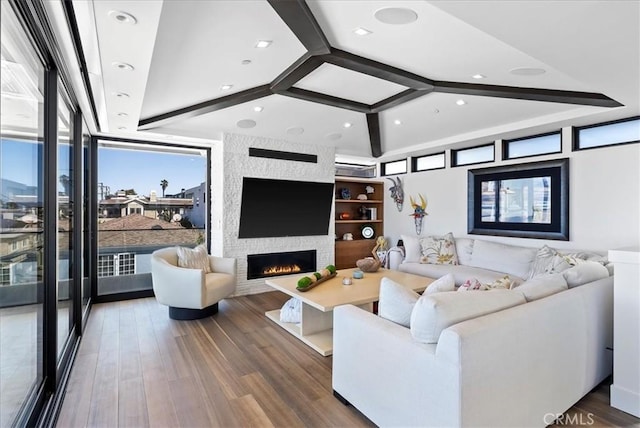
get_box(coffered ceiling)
[68,0,639,161]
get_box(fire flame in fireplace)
[263,264,302,275]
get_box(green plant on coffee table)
[296,265,337,290]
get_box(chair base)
[169,303,219,320]
[333,390,350,406]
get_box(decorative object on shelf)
[409,193,428,235]
[356,257,381,272]
[365,185,375,194]
[296,265,337,291]
[342,232,353,240]
[361,225,375,239]
[357,193,368,200]
[358,205,368,219]
[340,188,351,200]
[339,212,351,220]
[372,236,388,264]
[352,269,364,279]
[387,177,404,212]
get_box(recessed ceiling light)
[472,74,486,79]
[374,7,418,25]
[108,10,137,24]
[456,99,467,106]
[343,122,352,128]
[353,27,372,36]
[117,112,128,117]
[221,84,233,90]
[115,92,130,98]
[509,67,546,76]
[394,119,402,125]
[432,108,440,114]
[327,133,342,141]
[286,127,304,135]
[253,106,263,112]
[237,119,257,129]
[241,59,252,65]
[255,40,272,48]
[112,62,134,71]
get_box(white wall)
[383,127,640,253]
[211,133,335,296]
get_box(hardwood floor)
[57,293,639,428]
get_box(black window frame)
[380,158,408,176]
[503,130,563,160]
[451,143,495,167]
[468,158,569,241]
[411,152,446,172]
[573,116,640,151]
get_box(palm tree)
[160,179,168,197]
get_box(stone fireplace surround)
[210,133,336,296]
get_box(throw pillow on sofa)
[401,234,422,263]
[419,232,459,265]
[457,278,487,291]
[176,244,212,273]
[378,275,455,327]
[513,273,568,302]
[410,290,526,344]
[562,261,609,288]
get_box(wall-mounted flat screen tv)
[238,177,335,239]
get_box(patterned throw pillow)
[419,232,459,265]
[457,278,487,291]
[486,275,512,290]
[176,244,212,273]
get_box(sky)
[1,139,207,197]
[98,146,207,197]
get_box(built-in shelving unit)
[334,178,384,269]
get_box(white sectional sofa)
[332,235,613,427]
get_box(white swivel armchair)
[151,247,237,320]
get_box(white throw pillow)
[468,240,537,279]
[528,245,558,279]
[562,261,609,288]
[378,277,420,327]
[410,290,526,344]
[176,244,212,273]
[455,238,475,266]
[401,234,422,263]
[514,273,568,302]
[424,273,455,295]
[419,232,459,265]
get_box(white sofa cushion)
[379,275,455,327]
[410,289,526,344]
[562,261,609,288]
[468,240,537,280]
[399,262,524,287]
[419,232,459,265]
[401,234,422,263]
[176,244,212,273]
[455,238,474,266]
[514,273,568,302]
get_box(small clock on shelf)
[361,225,375,239]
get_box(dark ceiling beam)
[138,85,273,130]
[432,81,623,108]
[270,53,324,92]
[366,113,382,158]
[279,87,371,113]
[371,89,432,113]
[322,48,435,90]
[266,0,331,55]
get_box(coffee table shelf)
[264,268,432,356]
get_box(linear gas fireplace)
[247,250,317,280]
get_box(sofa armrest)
[333,305,460,427]
[151,257,205,309]
[208,255,236,275]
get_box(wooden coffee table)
[264,268,433,356]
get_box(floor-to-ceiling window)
[0,3,45,425]
[96,140,209,297]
